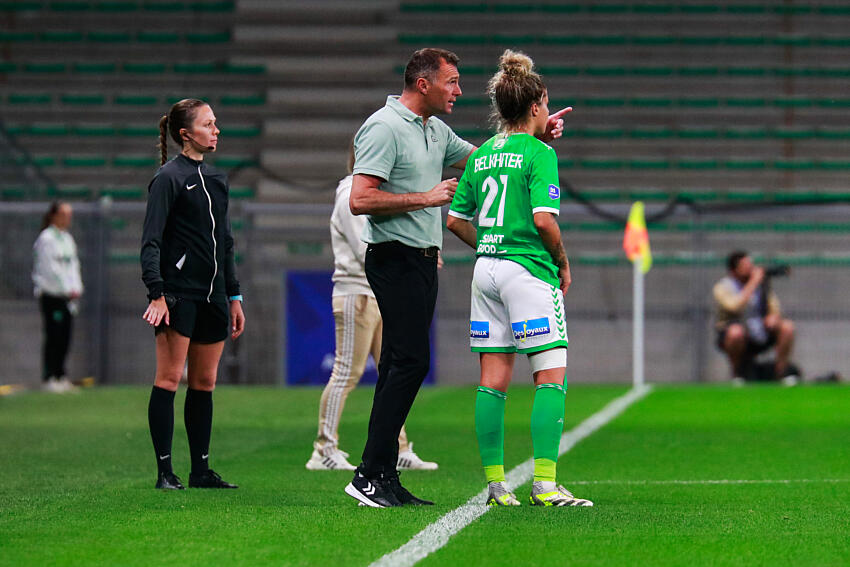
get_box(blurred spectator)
[33,201,83,393]
[713,251,796,384]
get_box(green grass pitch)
[1,383,848,566]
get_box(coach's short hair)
[727,250,748,272]
[404,48,460,89]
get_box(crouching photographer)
[713,251,798,384]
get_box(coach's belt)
[372,241,439,258]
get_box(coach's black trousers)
[40,294,73,380]
[360,241,438,477]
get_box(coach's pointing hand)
[425,177,458,207]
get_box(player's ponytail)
[158,114,169,165]
[487,49,546,133]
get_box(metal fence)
[2,199,849,388]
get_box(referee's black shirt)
[141,154,240,302]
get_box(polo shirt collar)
[386,95,423,123]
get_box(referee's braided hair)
[158,98,208,165]
[488,49,546,134]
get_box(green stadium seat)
[818,159,850,170]
[8,93,51,104]
[1,186,27,199]
[724,128,768,139]
[123,62,166,73]
[578,127,624,138]
[224,126,261,138]
[677,128,720,139]
[724,159,767,169]
[628,97,673,107]
[185,31,230,43]
[586,66,627,76]
[61,93,106,105]
[773,159,816,170]
[580,158,624,169]
[192,1,235,12]
[677,67,720,77]
[629,127,674,138]
[74,62,117,73]
[0,2,42,11]
[677,158,719,169]
[49,1,90,10]
[95,1,138,12]
[74,124,118,136]
[581,97,626,107]
[632,36,676,46]
[627,190,670,201]
[629,159,670,169]
[575,190,622,201]
[818,98,850,107]
[678,97,719,107]
[816,128,850,139]
[229,186,255,199]
[772,35,812,47]
[29,123,69,136]
[4,124,26,135]
[114,94,158,105]
[54,185,94,199]
[88,31,132,42]
[64,156,107,167]
[728,67,766,76]
[0,61,16,73]
[137,31,179,43]
[724,36,766,46]
[724,97,767,107]
[143,1,183,11]
[101,186,146,199]
[113,155,158,167]
[726,191,768,202]
[772,128,815,139]
[42,31,84,42]
[0,31,37,41]
[122,125,158,136]
[174,62,217,73]
[29,155,57,167]
[220,94,265,106]
[24,62,66,72]
[633,66,675,76]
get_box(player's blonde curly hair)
[487,49,546,133]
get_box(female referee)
[447,50,592,507]
[141,98,245,490]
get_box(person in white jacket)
[32,201,83,393]
[306,151,438,471]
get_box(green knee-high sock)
[475,386,507,484]
[531,382,566,483]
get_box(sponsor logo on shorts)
[470,320,490,339]
[548,184,560,199]
[511,317,551,342]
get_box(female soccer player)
[33,201,83,393]
[447,50,592,507]
[141,99,245,490]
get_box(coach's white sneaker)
[305,449,356,471]
[397,444,438,470]
[529,482,593,507]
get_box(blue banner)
[284,270,436,386]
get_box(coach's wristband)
[229,295,243,302]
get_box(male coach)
[344,48,569,507]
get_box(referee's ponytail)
[156,98,207,165]
[158,115,169,165]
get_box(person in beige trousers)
[306,153,438,471]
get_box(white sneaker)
[397,443,438,471]
[305,449,355,471]
[57,376,78,393]
[529,482,593,507]
[42,378,65,394]
[781,375,800,387]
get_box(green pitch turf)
[1,383,848,566]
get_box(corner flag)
[623,201,652,273]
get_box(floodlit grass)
[1,384,848,566]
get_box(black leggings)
[40,295,73,380]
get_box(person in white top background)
[32,201,84,393]
[306,146,438,472]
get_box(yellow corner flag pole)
[623,202,653,387]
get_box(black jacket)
[141,154,240,302]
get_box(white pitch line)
[568,478,850,486]
[370,385,652,567]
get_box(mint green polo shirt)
[353,95,474,249]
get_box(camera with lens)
[764,264,791,278]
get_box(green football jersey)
[449,133,562,287]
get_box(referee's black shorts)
[156,296,229,344]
